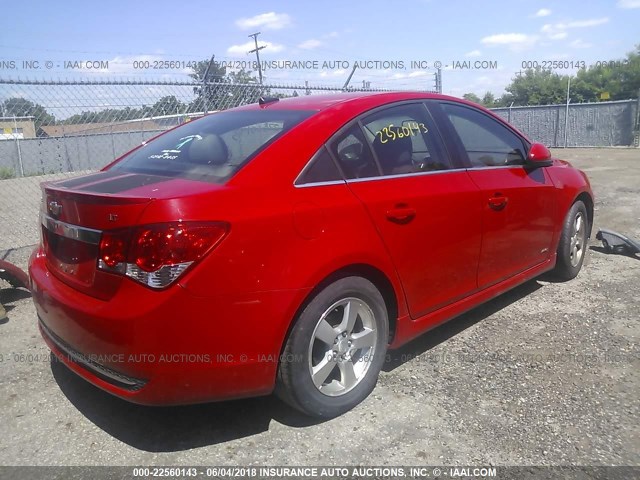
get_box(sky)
[1,0,639,97]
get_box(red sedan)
[30,92,593,418]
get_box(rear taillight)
[99,231,128,271]
[97,222,228,288]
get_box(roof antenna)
[258,96,279,106]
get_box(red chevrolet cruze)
[30,92,593,418]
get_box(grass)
[0,167,15,180]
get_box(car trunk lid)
[40,171,218,300]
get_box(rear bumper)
[29,248,309,406]
[39,318,147,391]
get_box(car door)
[433,101,556,289]
[329,102,483,319]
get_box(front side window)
[441,103,526,167]
[111,110,314,183]
[362,103,451,175]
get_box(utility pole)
[434,68,442,94]
[248,32,266,84]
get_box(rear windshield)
[110,109,315,183]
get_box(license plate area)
[42,215,101,287]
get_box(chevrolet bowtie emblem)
[48,201,62,217]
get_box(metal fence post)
[85,134,90,171]
[110,124,116,159]
[635,89,640,147]
[554,106,560,147]
[61,123,73,173]
[564,77,571,148]
[12,115,25,177]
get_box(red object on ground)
[0,259,29,289]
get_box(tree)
[463,93,481,104]
[495,45,640,106]
[189,59,267,112]
[481,92,498,108]
[573,44,640,101]
[189,59,227,84]
[2,98,55,135]
[224,69,267,106]
[64,107,146,125]
[62,97,187,126]
[462,92,504,108]
[189,58,230,112]
[148,96,187,117]
[501,69,571,106]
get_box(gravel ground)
[0,148,638,466]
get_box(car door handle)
[386,206,416,224]
[488,194,508,211]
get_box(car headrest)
[188,134,229,166]
[373,126,413,173]
[373,126,413,156]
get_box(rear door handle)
[488,194,508,211]
[386,205,416,224]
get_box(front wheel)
[553,200,589,280]
[276,276,388,418]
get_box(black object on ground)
[596,228,640,256]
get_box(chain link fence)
[2,78,638,254]
[0,79,402,252]
[491,99,640,148]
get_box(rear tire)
[276,276,388,418]
[553,200,589,280]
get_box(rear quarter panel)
[135,180,408,355]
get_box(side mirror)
[527,143,553,166]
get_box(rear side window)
[111,110,314,183]
[329,124,380,180]
[441,103,526,167]
[296,146,342,185]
